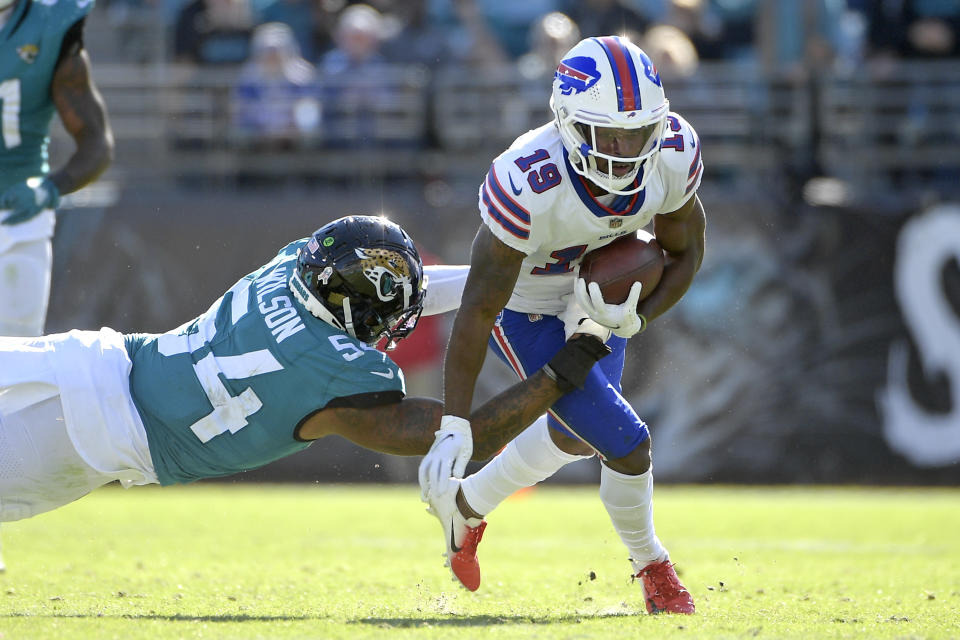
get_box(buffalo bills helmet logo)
[637,50,662,88]
[555,56,600,95]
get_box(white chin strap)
[0,0,16,11]
[289,271,364,341]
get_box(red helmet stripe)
[598,36,638,111]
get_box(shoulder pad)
[656,112,703,213]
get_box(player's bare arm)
[301,368,565,460]
[636,194,706,322]
[442,225,525,418]
[48,46,113,195]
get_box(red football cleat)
[424,478,487,591]
[449,521,486,592]
[635,560,695,614]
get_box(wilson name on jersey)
[125,240,405,485]
[0,0,93,190]
[478,115,702,315]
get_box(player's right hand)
[418,415,473,502]
[0,177,60,226]
[575,278,647,338]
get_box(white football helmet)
[551,36,669,195]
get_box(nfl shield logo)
[609,218,623,229]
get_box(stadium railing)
[49,61,960,195]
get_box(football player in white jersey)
[418,36,705,614]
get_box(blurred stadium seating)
[52,60,960,200]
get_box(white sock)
[599,464,668,573]
[461,415,593,517]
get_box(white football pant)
[0,238,52,337]
[0,396,116,522]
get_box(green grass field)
[0,484,957,639]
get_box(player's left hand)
[575,278,647,338]
[0,177,60,225]
[418,415,473,502]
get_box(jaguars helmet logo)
[355,247,412,302]
[17,45,39,64]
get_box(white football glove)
[574,278,647,339]
[558,292,611,342]
[418,415,473,502]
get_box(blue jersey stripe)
[482,187,529,239]
[486,166,531,223]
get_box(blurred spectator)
[638,23,700,79]
[319,4,398,147]
[665,0,757,62]
[505,12,581,135]
[321,3,387,72]
[174,0,255,64]
[516,11,581,80]
[232,22,320,148]
[258,0,319,61]
[565,0,654,39]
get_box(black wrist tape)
[542,335,612,392]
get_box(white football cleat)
[424,477,486,591]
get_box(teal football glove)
[0,177,61,225]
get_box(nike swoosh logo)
[449,521,462,553]
[370,369,395,379]
[508,173,523,196]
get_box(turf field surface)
[1,484,957,639]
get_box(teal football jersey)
[0,0,92,190]
[125,240,406,486]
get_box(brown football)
[579,231,665,304]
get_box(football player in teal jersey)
[0,0,114,573]
[0,0,114,336]
[0,216,611,566]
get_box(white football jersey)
[477,115,703,315]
